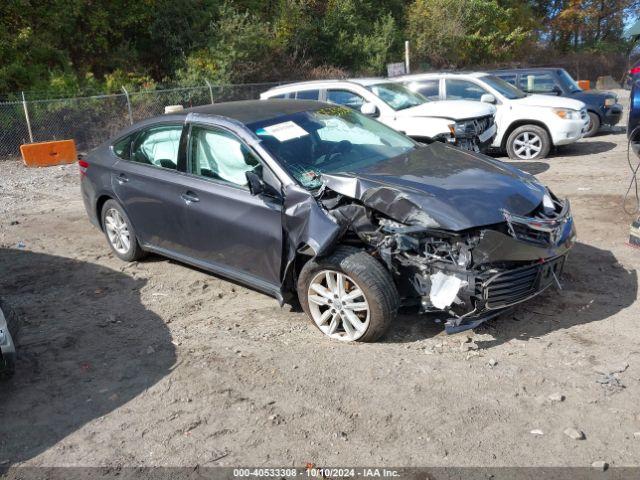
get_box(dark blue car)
[628,64,640,145]
[491,68,623,138]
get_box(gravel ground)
[1,90,639,469]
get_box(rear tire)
[297,246,399,342]
[506,125,551,160]
[101,199,146,262]
[583,111,600,138]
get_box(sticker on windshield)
[261,121,309,142]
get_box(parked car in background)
[490,68,623,138]
[396,72,589,161]
[0,297,19,379]
[81,100,575,342]
[261,79,497,152]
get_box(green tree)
[406,0,533,68]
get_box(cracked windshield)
[249,107,416,189]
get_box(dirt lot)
[1,91,640,469]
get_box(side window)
[112,134,135,160]
[270,93,288,99]
[326,89,365,110]
[409,80,439,100]
[445,79,488,101]
[520,73,557,93]
[188,126,260,188]
[496,74,517,86]
[130,125,182,170]
[295,90,320,100]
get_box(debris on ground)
[548,393,565,403]
[530,429,544,435]
[564,428,585,440]
[594,363,628,394]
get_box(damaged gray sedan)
[81,100,575,342]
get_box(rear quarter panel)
[81,144,118,229]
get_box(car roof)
[263,77,388,93]
[490,67,562,74]
[183,99,326,124]
[396,72,489,81]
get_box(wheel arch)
[95,194,114,231]
[587,108,603,122]
[501,120,553,149]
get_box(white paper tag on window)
[262,121,309,142]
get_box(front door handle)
[116,173,129,184]
[181,191,200,204]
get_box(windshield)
[366,82,427,111]
[248,106,416,190]
[557,69,582,93]
[481,75,526,100]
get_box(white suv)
[261,79,497,152]
[395,72,589,160]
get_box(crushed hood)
[321,142,547,231]
[515,94,585,110]
[397,100,495,120]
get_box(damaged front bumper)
[381,197,575,333]
[449,117,497,153]
[441,254,567,333]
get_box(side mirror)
[551,85,562,96]
[360,102,378,117]
[480,93,496,104]
[245,171,264,196]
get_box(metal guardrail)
[0,81,283,157]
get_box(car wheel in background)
[506,125,551,160]
[583,112,601,138]
[101,199,146,262]
[297,246,399,343]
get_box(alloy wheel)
[104,208,131,254]
[513,131,542,159]
[307,270,370,341]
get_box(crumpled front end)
[318,176,576,333]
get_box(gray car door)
[179,123,284,292]
[111,122,191,254]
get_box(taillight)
[630,67,640,76]
[78,159,89,176]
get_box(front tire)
[297,246,399,342]
[506,125,551,160]
[583,111,600,138]
[101,199,146,262]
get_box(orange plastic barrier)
[577,80,590,90]
[20,140,77,167]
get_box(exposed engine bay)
[316,175,576,333]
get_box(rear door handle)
[181,191,200,204]
[116,173,129,184]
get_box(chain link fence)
[0,81,282,158]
